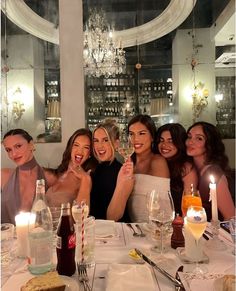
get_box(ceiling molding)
[1,0,195,47]
[1,0,59,44]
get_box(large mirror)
[1,0,61,142]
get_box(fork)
[77,263,92,291]
[135,224,146,237]
[127,223,140,237]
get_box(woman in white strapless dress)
[127,115,170,223]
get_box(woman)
[90,119,134,222]
[1,129,56,224]
[127,114,170,222]
[46,128,97,207]
[156,123,198,216]
[186,121,235,221]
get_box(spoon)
[127,223,140,237]
[135,224,146,237]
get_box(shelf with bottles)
[215,76,235,139]
[45,80,60,99]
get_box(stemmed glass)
[117,132,134,161]
[229,216,236,255]
[148,189,175,257]
[181,185,202,217]
[186,206,207,275]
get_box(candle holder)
[206,220,225,251]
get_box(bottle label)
[56,236,62,249]
[68,233,76,249]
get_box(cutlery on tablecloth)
[175,265,186,291]
[77,263,92,291]
[127,223,140,237]
[135,248,184,289]
[135,224,146,237]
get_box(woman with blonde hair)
[90,119,134,222]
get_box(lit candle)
[15,212,35,258]
[209,175,218,222]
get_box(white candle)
[209,175,218,222]
[15,212,35,258]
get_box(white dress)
[127,174,170,223]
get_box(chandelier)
[83,9,126,78]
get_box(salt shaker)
[171,214,185,249]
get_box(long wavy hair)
[156,123,194,181]
[187,121,230,172]
[56,128,96,175]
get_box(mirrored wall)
[1,0,61,142]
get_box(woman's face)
[129,122,153,154]
[71,135,91,167]
[158,130,178,159]
[3,134,34,166]
[186,125,206,158]
[93,128,115,162]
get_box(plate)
[61,275,79,291]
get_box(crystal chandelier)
[83,9,126,78]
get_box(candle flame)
[210,175,215,184]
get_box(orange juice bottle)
[181,185,202,217]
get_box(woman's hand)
[70,165,91,181]
[117,158,134,186]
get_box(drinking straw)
[81,201,85,263]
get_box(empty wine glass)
[117,132,134,161]
[148,189,175,257]
[186,206,207,275]
[229,216,236,255]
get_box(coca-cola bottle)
[56,203,76,276]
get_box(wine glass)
[229,216,236,255]
[186,206,207,275]
[117,132,134,161]
[181,185,202,217]
[148,189,175,257]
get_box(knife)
[175,265,186,291]
[135,248,184,288]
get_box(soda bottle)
[56,203,76,276]
[28,179,53,274]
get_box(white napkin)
[106,264,156,291]
[95,220,117,238]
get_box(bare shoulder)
[150,154,169,178]
[1,168,14,188]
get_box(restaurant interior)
[1,0,235,169]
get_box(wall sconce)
[192,81,209,122]
[12,87,25,121]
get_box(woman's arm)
[182,162,198,190]
[217,175,235,220]
[107,160,134,221]
[71,167,92,208]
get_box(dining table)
[1,221,235,291]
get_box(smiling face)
[186,125,207,158]
[93,128,117,162]
[128,121,153,155]
[3,134,34,166]
[71,134,91,167]
[158,130,178,159]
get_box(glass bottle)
[56,203,76,276]
[28,179,53,274]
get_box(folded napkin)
[95,220,117,238]
[179,273,236,291]
[106,264,156,291]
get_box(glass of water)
[229,216,236,255]
[1,223,15,271]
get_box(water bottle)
[28,179,53,274]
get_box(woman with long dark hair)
[127,114,170,222]
[46,128,97,207]
[156,123,198,215]
[186,121,235,221]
